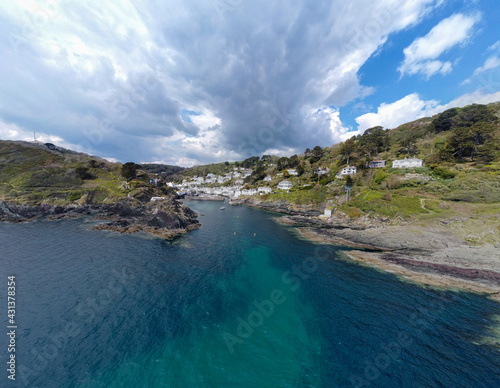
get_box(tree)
[339,138,357,164]
[454,104,497,127]
[449,122,496,161]
[358,126,389,156]
[242,156,259,168]
[277,157,290,170]
[288,154,299,168]
[245,165,266,184]
[296,163,305,176]
[432,108,459,133]
[309,146,324,164]
[398,131,419,156]
[121,162,138,180]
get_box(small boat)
[220,207,225,210]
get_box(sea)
[0,200,499,388]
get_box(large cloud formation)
[0,0,458,165]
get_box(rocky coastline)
[229,198,500,300]
[0,197,200,239]
[276,214,500,300]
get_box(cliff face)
[0,197,200,238]
[0,141,200,238]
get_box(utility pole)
[344,185,352,202]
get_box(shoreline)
[0,199,200,240]
[295,225,500,302]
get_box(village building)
[277,180,293,190]
[392,157,423,168]
[340,166,357,175]
[315,168,330,175]
[368,160,386,168]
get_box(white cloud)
[356,94,438,131]
[188,111,221,131]
[426,90,500,115]
[0,118,79,149]
[0,0,448,164]
[399,13,480,78]
[488,41,500,52]
[356,90,500,132]
[463,55,500,84]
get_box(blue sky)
[0,0,499,166]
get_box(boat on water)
[220,207,225,210]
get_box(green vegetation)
[266,185,328,205]
[2,102,499,224]
[0,141,130,205]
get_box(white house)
[315,168,330,175]
[264,175,272,182]
[242,170,252,178]
[287,168,298,176]
[241,189,258,196]
[235,179,244,185]
[149,178,161,186]
[368,160,386,168]
[150,196,167,201]
[340,166,357,175]
[258,187,272,194]
[392,157,423,168]
[277,180,293,190]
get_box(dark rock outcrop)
[0,197,200,239]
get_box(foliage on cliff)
[0,141,173,205]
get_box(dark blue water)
[0,200,499,387]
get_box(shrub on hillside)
[374,170,388,184]
[431,166,456,179]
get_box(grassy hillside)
[178,102,500,231]
[0,141,129,205]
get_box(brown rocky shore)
[277,214,500,300]
[230,198,500,300]
[0,196,200,239]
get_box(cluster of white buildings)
[164,166,294,198]
[337,157,424,177]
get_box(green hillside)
[179,102,500,230]
[0,141,177,205]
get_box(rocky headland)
[275,213,500,300]
[229,197,500,300]
[0,196,200,239]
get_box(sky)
[0,0,499,166]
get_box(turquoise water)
[0,200,499,387]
